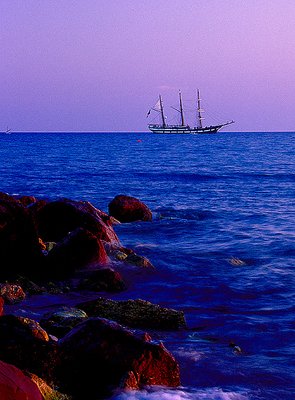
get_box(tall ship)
[147,89,234,134]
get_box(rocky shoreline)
[0,192,187,399]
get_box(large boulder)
[77,298,187,330]
[45,228,109,279]
[0,360,43,400]
[35,199,120,243]
[108,195,152,223]
[0,198,44,279]
[0,315,58,382]
[56,318,180,398]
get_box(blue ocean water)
[1,131,294,399]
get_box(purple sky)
[1,0,295,132]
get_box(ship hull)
[148,124,223,134]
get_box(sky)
[1,0,295,132]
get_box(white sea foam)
[173,347,203,362]
[111,387,249,400]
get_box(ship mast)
[179,91,185,126]
[197,89,203,128]
[159,95,166,127]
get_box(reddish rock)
[36,199,120,243]
[0,284,26,304]
[0,297,4,316]
[29,199,48,219]
[0,192,20,203]
[0,315,58,381]
[77,268,126,292]
[13,195,37,207]
[0,360,42,400]
[0,199,44,280]
[45,228,109,278]
[57,317,180,398]
[108,195,152,223]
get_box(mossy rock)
[77,298,187,330]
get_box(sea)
[1,131,294,400]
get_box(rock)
[35,199,120,243]
[0,360,43,400]
[45,242,56,252]
[108,195,152,223]
[228,257,246,266]
[0,297,4,316]
[77,268,126,292]
[0,198,44,280]
[29,373,71,400]
[104,243,155,269]
[0,284,26,304]
[40,307,88,338]
[14,275,45,295]
[13,195,37,207]
[45,228,109,279]
[0,315,58,381]
[77,298,187,330]
[56,318,180,398]
[124,251,155,269]
[42,281,71,295]
[0,192,20,203]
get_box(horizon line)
[2,130,295,134]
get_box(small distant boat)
[147,90,234,134]
[4,126,12,135]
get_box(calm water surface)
[1,131,294,400]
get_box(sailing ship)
[2,126,12,135]
[147,90,234,134]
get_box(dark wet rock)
[42,280,71,294]
[124,251,155,269]
[0,297,3,316]
[0,360,43,400]
[45,241,56,253]
[0,198,44,280]
[56,317,180,398]
[13,195,37,207]
[14,275,45,295]
[0,284,26,304]
[108,194,152,223]
[36,199,120,243]
[29,199,48,222]
[229,341,243,355]
[77,298,187,330]
[103,242,132,259]
[228,257,246,266]
[0,192,20,203]
[77,268,126,292]
[45,228,109,279]
[40,307,88,338]
[0,315,58,382]
[104,242,155,269]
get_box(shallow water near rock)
[1,131,295,399]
